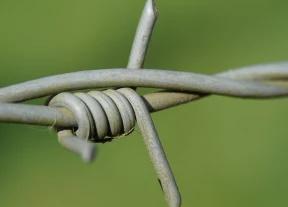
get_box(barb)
[48,89,137,160]
[118,88,181,207]
[58,130,96,163]
[124,1,181,207]
[127,0,157,69]
[49,92,97,162]
[1,0,288,206]
[46,87,181,206]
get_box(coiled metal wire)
[49,90,136,142]
[0,0,288,207]
[48,88,180,206]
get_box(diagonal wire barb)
[127,0,157,70]
[1,0,288,207]
[125,1,180,205]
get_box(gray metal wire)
[0,0,288,207]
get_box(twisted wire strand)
[0,62,288,126]
[1,62,283,206]
[1,62,288,104]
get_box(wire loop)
[49,89,137,142]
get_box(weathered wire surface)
[0,0,288,207]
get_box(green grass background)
[1,0,288,206]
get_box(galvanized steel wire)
[0,0,288,207]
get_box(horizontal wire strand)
[1,62,288,103]
[1,63,288,126]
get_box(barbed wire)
[1,0,288,207]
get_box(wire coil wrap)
[48,87,181,206]
[49,89,136,142]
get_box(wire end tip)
[81,144,97,163]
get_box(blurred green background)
[1,0,288,206]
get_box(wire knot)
[48,89,136,142]
[47,88,137,163]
